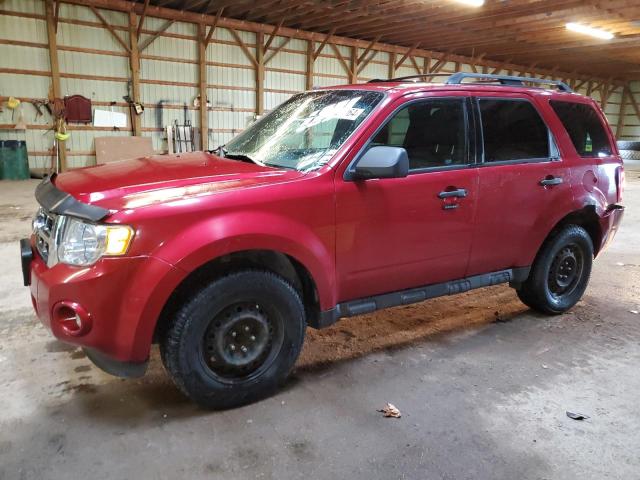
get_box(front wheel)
[517,225,593,315]
[160,270,306,409]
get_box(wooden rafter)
[53,0,60,33]
[229,28,258,67]
[136,0,150,38]
[203,8,224,47]
[264,37,291,64]
[89,5,131,53]
[263,17,285,54]
[330,42,352,77]
[61,0,630,86]
[313,28,337,60]
[394,42,420,69]
[138,19,175,52]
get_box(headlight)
[57,217,134,266]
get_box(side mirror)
[351,146,409,180]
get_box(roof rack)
[368,72,573,93]
[368,74,451,83]
[446,73,573,92]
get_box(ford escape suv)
[21,73,625,409]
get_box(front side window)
[224,90,384,172]
[371,98,468,170]
[479,99,550,162]
[550,100,612,157]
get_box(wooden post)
[616,85,629,140]
[388,52,396,79]
[198,23,209,150]
[349,45,358,84]
[45,0,67,171]
[256,31,265,116]
[128,11,141,136]
[306,39,314,90]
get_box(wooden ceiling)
[142,0,640,80]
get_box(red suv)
[21,73,624,408]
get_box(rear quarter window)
[549,100,612,157]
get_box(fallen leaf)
[566,411,590,421]
[378,403,401,418]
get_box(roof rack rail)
[369,72,573,93]
[367,74,451,83]
[446,73,573,92]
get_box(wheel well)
[154,250,321,342]
[547,206,602,256]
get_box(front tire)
[160,270,306,409]
[517,225,593,315]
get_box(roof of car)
[320,73,591,103]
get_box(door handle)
[438,188,468,199]
[539,176,563,186]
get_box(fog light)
[52,301,92,336]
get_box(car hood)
[54,152,304,212]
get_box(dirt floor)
[0,170,639,480]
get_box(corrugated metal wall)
[620,81,640,141]
[0,0,635,170]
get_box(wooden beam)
[330,42,352,78]
[490,58,512,75]
[264,37,291,65]
[357,49,377,75]
[204,8,224,47]
[136,0,150,38]
[615,85,629,140]
[627,85,640,125]
[139,19,174,52]
[388,52,396,79]
[600,79,613,111]
[313,28,336,60]
[349,45,357,83]
[61,0,626,87]
[357,36,380,64]
[256,31,264,115]
[394,42,420,69]
[306,38,314,90]
[45,0,66,171]
[89,5,131,53]
[53,0,60,33]
[128,11,141,136]
[229,28,258,67]
[263,17,285,54]
[198,23,208,150]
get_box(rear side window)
[479,99,550,162]
[550,100,612,157]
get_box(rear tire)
[517,225,593,315]
[160,270,306,409]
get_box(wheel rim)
[202,302,283,382]
[547,243,584,299]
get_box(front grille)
[33,208,57,265]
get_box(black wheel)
[160,270,306,409]
[517,225,593,315]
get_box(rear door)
[335,94,479,302]
[467,93,573,276]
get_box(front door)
[335,95,479,302]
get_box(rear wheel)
[160,270,306,409]
[517,225,593,315]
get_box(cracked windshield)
[223,90,384,172]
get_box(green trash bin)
[0,140,30,180]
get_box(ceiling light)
[451,0,484,6]
[566,22,614,40]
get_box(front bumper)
[25,238,181,375]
